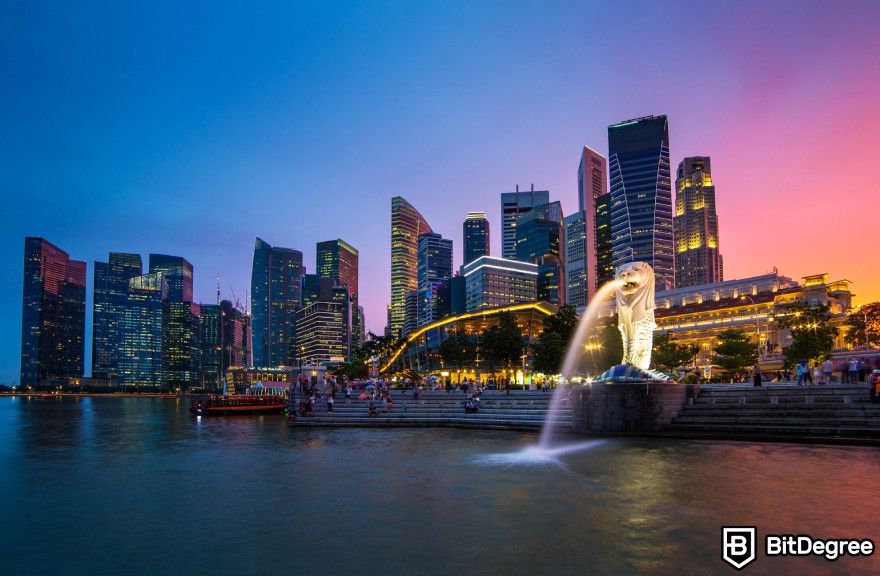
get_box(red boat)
[190,395,286,416]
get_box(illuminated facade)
[200,300,252,391]
[251,237,302,367]
[389,196,433,338]
[417,232,453,328]
[608,115,674,291]
[674,156,723,288]
[651,272,854,375]
[463,211,490,265]
[295,301,350,365]
[164,301,201,390]
[577,146,608,300]
[118,272,168,389]
[501,185,549,260]
[564,210,587,308]
[20,237,86,388]
[515,201,565,306]
[148,254,193,303]
[316,238,358,296]
[595,191,613,287]
[381,302,556,377]
[463,256,537,312]
[92,252,142,379]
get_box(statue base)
[571,365,698,435]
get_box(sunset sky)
[2,0,879,383]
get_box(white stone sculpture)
[615,262,657,370]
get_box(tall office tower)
[595,191,614,287]
[463,212,490,265]
[352,305,366,352]
[578,146,608,300]
[118,272,168,390]
[402,289,419,337]
[164,302,201,391]
[674,156,723,288]
[301,273,319,308]
[450,273,467,315]
[564,211,588,308]
[20,237,86,389]
[417,232,453,327]
[608,115,674,291]
[250,237,303,367]
[316,239,358,296]
[463,256,538,312]
[221,300,251,369]
[389,196,433,337]
[514,201,565,306]
[199,303,223,390]
[92,252,142,379]
[148,254,193,303]
[295,301,350,365]
[501,185,550,260]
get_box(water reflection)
[1,397,878,576]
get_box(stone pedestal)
[571,382,699,435]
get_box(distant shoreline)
[0,392,187,398]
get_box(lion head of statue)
[615,261,655,320]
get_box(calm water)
[1,396,878,576]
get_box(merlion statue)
[615,262,657,370]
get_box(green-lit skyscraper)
[118,272,168,390]
[251,237,302,367]
[93,252,142,379]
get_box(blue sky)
[2,1,880,384]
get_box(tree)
[843,302,880,347]
[438,331,477,376]
[480,312,524,372]
[712,329,758,380]
[777,302,838,366]
[532,306,579,374]
[583,320,624,376]
[652,332,698,373]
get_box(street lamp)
[739,294,762,358]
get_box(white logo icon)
[723,527,757,570]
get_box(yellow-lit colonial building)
[649,271,854,375]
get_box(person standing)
[753,364,762,387]
[796,360,806,386]
[822,358,833,384]
[848,357,859,385]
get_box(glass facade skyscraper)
[416,232,453,328]
[92,252,142,379]
[20,237,86,388]
[164,301,201,391]
[608,115,674,290]
[674,156,723,288]
[577,146,608,300]
[595,191,614,288]
[564,210,587,308]
[148,254,193,303]
[250,237,302,367]
[463,212,490,265]
[501,186,550,260]
[390,196,433,337]
[118,272,168,390]
[514,201,565,306]
[316,239,358,296]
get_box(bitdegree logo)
[766,535,874,561]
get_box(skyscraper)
[416,232,453,328]
[164,301,201,391]
[250,237,303,367]
[595,191,614,288]
[389,196,432,337]
[674,156,723,288]
[148,254,193,303]
[463,256,538,312]
[118,272,168,390]
[501,185,550,260]
[20,237,86,389]
[608,115,674,290]
[199,303,223,390]
[463,212,490,265]
[316,239,359,296]
[577,146,608,300]
[564,210,587,308]
[514,201,565,306]
[92,252,142,379]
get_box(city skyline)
[3,1,880,384]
